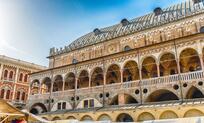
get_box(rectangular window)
[62,102,66,109]
[57,103,61,110]
[89,99,94,108]
[84,100,88,108]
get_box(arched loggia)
[123,60,139,82]
[30,79,40,95]
[146,89,179,102]
[64,72,75,90]
[180,48,201,73]
[142,57,158,79]
[110,94,138,105]
[78,70,89,88]
[91,67,104,87]
[30,103,47,115]
[159,53,178,76]
[106,64,121,84]
[53,75,63,92]
[41,77,51,94]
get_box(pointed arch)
[64,72,75,90]
[106,64,121,84]
[186,86,204,99]
[180,48,201,73]
[0,89,5,99]
[123,60,139,82]
[4,70,8,80]
[145,89,179,102]
[159,53,178,76]
[78,70,89,88]
[91,67,104,87]
[142,56,157,79]
[9,71,14,80]
[53,75,63,92]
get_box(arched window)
[0,89,5,99]
[4,70,8,80]
[16,91,20,100]
[9,71,13,80]
[19,73,23,81]
[24,74,28,82]
[6,90,10,99]
[21,92,26,101]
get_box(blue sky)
[0,0,184,66]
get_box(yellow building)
[28,0,204,122]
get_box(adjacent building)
[28,0,204,122]
[0,55,46,108]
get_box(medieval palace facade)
[28,0,204,122]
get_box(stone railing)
[29,71,204,100]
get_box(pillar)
[62,79,65,91]
[157,63,160,77]
[89,75,91,88]
[0,64,4,80]
[12,67,19,101]
[120,69,123,83]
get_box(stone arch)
[137,112,155,122]
[123,60,139,82]
[91,67,104,87]
[52,117,61,121]
[30,103,47,115]
[30,79,40,95]
[186,86,204,99]
[116,113,134,122]
[64,72,75,90]
[66,116,76,120]
[53,75,63,92]
[41,77,51,93]
[80,115,93,121]
[159,52,178,76]
[180,48,201,73]
[106,64,121,84]
[159,110,178,119]
[97,114,112,121]
[145,89,179,102]
[78,70,89,88]
[141,56,158,79]
[110,93,138,105]
[184,109,204,117]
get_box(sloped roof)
[53,0,204,56]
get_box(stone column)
[12,67,19,101]
[157,63,160,77]
[62,80,65,91]
[0,64,4,80]
[120,69,123,83]
[139,66,142,80]
[89,75,91,88]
